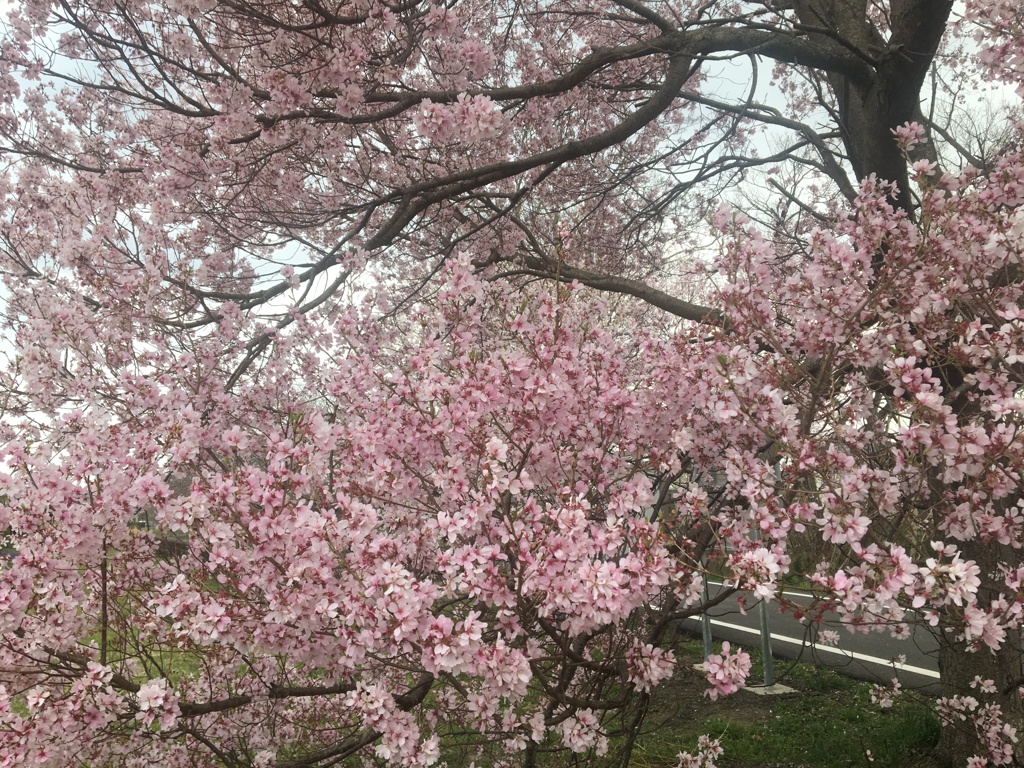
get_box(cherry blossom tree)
[2,0,1024,766]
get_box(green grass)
[700,695,938,767]
[626,642,941,768]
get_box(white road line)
[686,617,940,679]
[706,580,819,600]
[778,589,819,600]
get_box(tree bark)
[936,539,1024,767]
[792,0,954,216]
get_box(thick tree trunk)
[792,0,954,217]
[937,638,1024,767]
[936,539,1024,767]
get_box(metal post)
[758,598,775,687]
[701,572,713,659]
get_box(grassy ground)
[627,636,941,768]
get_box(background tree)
[2,0,1024,766]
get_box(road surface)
[683,582,942,695]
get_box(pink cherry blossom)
[702,642,751,701]
[1,1,1024,765]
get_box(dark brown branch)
[275,674,434,768]
[518,256,724,326]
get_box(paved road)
[683,582,942,695]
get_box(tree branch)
[517,256,724,326]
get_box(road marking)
[778,588,819,600]
[687,617,940,679]
[707,580,819,600]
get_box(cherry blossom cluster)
[626,641,677,693]
[938,696,1019,766]
[701,642,752,701]
[413,95,504,144]
[2,0,1024,765]
[675,735,724,768]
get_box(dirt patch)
[651,662,784,731]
